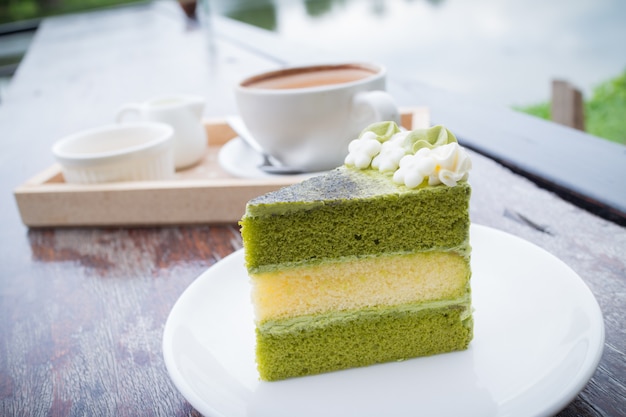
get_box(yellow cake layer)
[251,251,470,322]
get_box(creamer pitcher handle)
[115,103,144,123]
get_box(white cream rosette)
[345,122,471,188]
[393,142,471,188]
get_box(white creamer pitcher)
[117,95,207,169]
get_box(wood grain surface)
[3,224,240,417]
[0,2,624,416]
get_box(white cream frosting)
[393,142,471,187]
[344,131,381,169]
[344,123,472,188]
[371,131,408,173]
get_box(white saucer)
[163,224,605,417]
[218,137,323,179]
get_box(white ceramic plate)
[163,224,604,417]
[217,137,323,179]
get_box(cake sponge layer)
[252,251,470,322]
[241,169,471,273]
[256,303,473,381]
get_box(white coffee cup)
[234,62,400,172]
[116,95,207,169]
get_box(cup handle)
[352,90,401,127]
[115,103,143,123]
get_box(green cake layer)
[241,167,471,273]
[256,301,473,381]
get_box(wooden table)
[1,2,624,416]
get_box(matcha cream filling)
[257,293,472,335]
[249,238,471,275]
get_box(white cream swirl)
[344,131,381,169]
[371,131,409,173]
[393,142,472,187]
[344,123,472,188]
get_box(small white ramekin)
[52,122,175,184]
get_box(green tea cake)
[240,122,473,381]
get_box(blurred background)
[1,0,625,144]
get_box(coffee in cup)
[235,63,400,172]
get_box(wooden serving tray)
[14,108,428,227]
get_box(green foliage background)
[516,69,626,145]
[0,0,142,23]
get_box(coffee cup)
[234,63,400,172]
